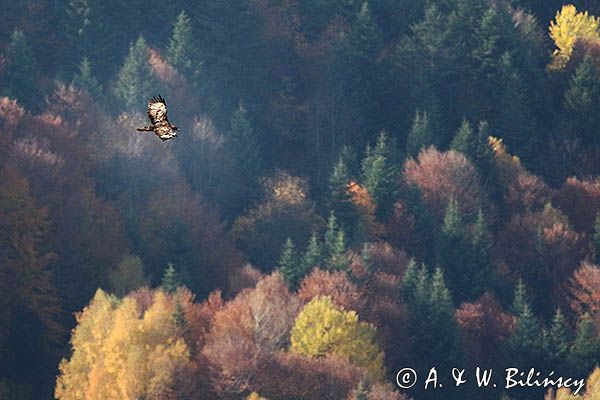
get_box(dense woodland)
[1,0,600,399]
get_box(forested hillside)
[1,0,600,399]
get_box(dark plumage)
[136,95,179,141]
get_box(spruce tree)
[543,309,570,373]
[435,200,469,303]
[360,131,399,217]
[328,230,350,271]
[324,212,340,257]
[72,57,102,99]
[113,36,153,110]
[493,52,535,156]
[2,30,38,109]
[504,281,545,374]
[468,209,494,298]
[229,102,263,183]
[593,212,600,265]
[161,263,181,294]
[406,110,434,157]
[328,157,358,234]
[451,120,494,174]
[302,233,323,273]
[569,313,600,377]
[403,264,462,386]
[564,55,600,145]
[167,10,201,82]
[278,238,302,288]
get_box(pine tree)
[328,230,350,271]
[435,200,470,303]
[493,53,535,156]
[451,120,495,175]
[451,119,475,155]
[564,55,600,145]
[360,131,399,217]
[65,0,129,76]
[511,279,529,315]
[229,102,263,183]
[113,36,153,110]
[72,56,102,99]
[172,298,186,328]
[593,212,600,264]
[302,233,322,272]
[167,10,201,82]
[161,263,181,294]
[406,110,434,157]
[468,209,494,298]
[2,30,38,109]
[324,212,340,257]
[328,157,358,233]
[569,313,600,377]
[278,238,302,288]
[402,264,462,383]
[504,281,545,373]
[543,309,570,373]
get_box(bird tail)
[136,126,153,132]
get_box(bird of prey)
[136,95,179,141]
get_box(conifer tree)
[65,0,125,75]
[564,56,600,145]
[161,263,181,294]
[468,209,494,298]
[324,212,340,257]
[402,264,461,382]
[451,120,495,175]
[593,212,600,264]
[71,56,102,99]
[323,212,350,271]
[569,313,600,377]
[302,233,323,273]
[328,157,357,232]
[278,238,302,288]
[2,30,38,109]
[543,309,571,372]
[229,102,263,183]
[435,200,470,303]
[504,281,545,373]
[360,131,399,216]
[328,230,350,271]
[493,53,535,155]
[113,36,153,110]
[167,10,201,82]
[406,110,434,157]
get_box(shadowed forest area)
[1,0,600,399]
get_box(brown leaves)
[570,261,600,329]
[455,293,515,365]
[298,268,366,313]
[202,274,301,396]
[554,177,600,233]
[404,147,484,221]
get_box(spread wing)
[147,95,170,126]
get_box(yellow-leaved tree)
[549,5,600,69]
[544,367,599,399]
[289,296,385,381]
[55,289,192,400]
[246,392,269,400]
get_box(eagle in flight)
[136,95,178,141]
